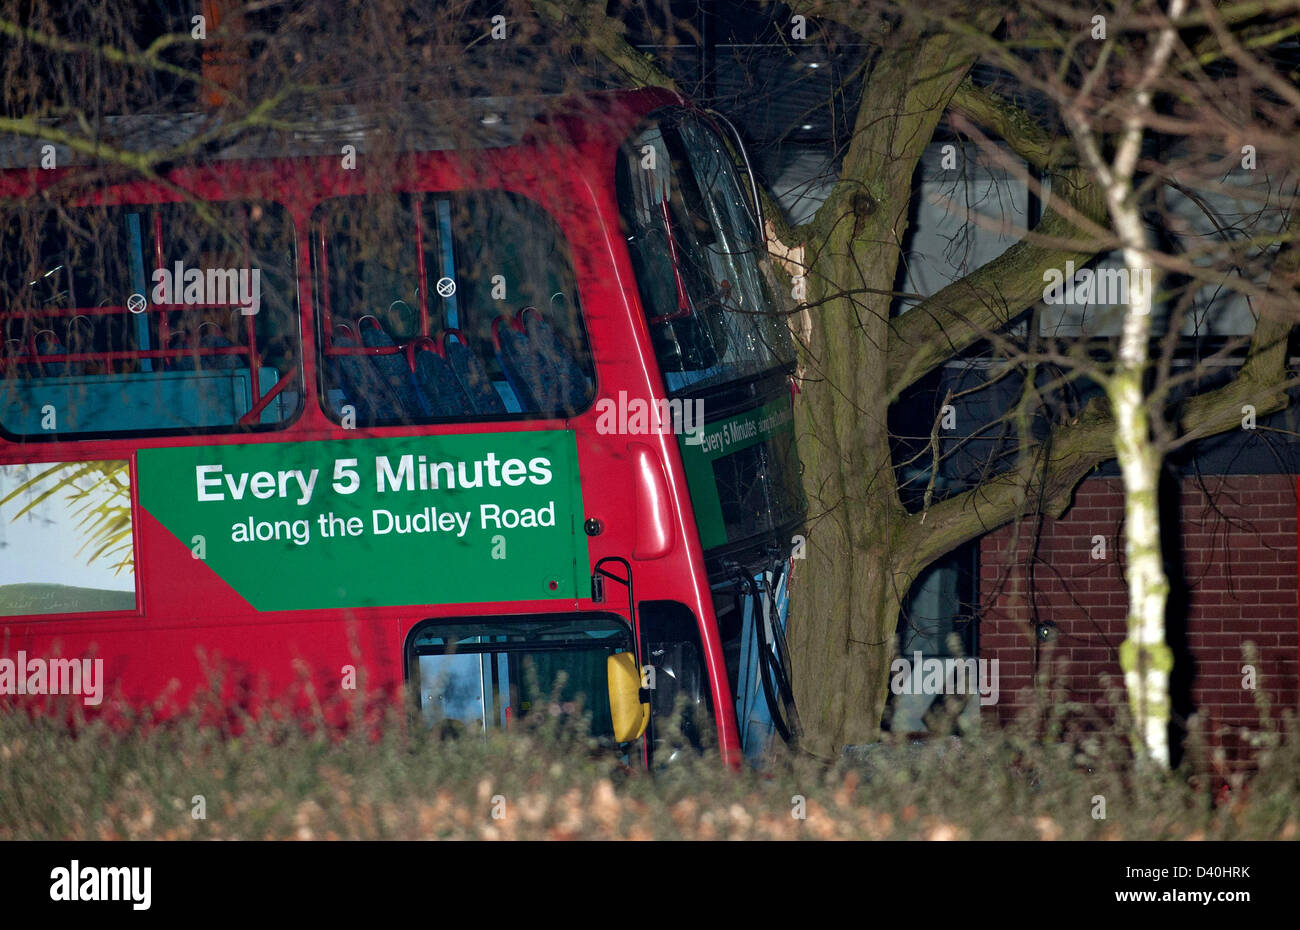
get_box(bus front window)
[617,113,808,761]
[617,111,806,556]
[616,112,795,396]
[408,615,634,746]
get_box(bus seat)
[2,339,26,378]
[199,322,241,370]
[359,315,429,418]
[330,326,399,422]
[409,336,471,417]
[64,316,93,375]
[171,324,239,372]
[326,323,356,400]
[34,329,82,377]
[491,314,542,413]
[442,330,505,415]
[495,308,589,416]
[169,330,196,370]
[519,306,590,412]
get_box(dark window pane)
[617,112,795,396]
[0,201,301,437]
[311,191,593,425]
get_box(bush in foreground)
[1,685,1296,840]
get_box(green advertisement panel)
[137,431,589,612]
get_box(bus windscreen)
[617,113,796,397]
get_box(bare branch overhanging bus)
[0,89,805,768]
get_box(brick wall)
[978,475,1299,746]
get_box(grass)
[1,676,1296,840]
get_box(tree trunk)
[1109,238,1173,768]
[788,244,905,757]
[1083,0,1186,768]
[1111,367,1173,767]
[787,519,905,760]
[783,21,995,758]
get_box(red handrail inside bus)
[238,367,297,425]
[2,289,268,420]
[646,197,693,325]
[405,335,444,373]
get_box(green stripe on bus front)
[137,431,589,612]
[680,435,728,549]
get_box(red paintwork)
[0,89,749,764]
[628,441,675,560]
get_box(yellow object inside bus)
[607,652,650,743]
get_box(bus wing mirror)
[607,652,650,743]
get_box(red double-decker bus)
[0,89,804,767]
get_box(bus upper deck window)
[0,201,302,438]
[616,112,795,396]
[310,190,594,427]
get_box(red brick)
[976,474,1299,746]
